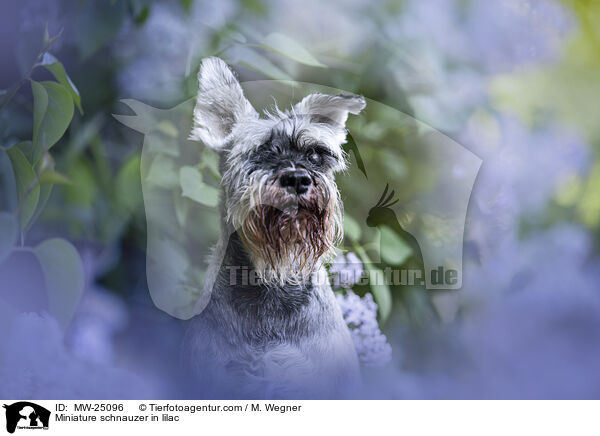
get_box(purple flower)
[330,252,364,289]
[0,313,156,399]
[337,290,392,368]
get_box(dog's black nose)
[279,169,312,194]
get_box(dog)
[183,57,365,399]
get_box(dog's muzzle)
[279,169,312,195]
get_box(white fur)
[189,57,258,149]
[189,57,365,169]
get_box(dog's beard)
[227,173,342,285]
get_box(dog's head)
[190,57,365,284]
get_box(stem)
[352,241,372,266]
[0,28,63,113]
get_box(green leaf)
[27,183,54,232]
[180,166,220,207]
[66,116,103,160]
[241,0,267,14]
[156,120,178,138]
[180,166,202,190]
[174,193,190,227]
[34,238,84,329]
[43,23,51,45]
[180,0,193,13]
[16,140,35,163]
[344,135,367,178]
[0,212,18,263]
[0,149,18,212]
[133,5,150,24]
[146,154,179,189]
[65,158,97,206]
[38,169,72,185]
[144,134,179,157]
[115,154,142,215]
[43,25,63,47]
[343,213,362,241]
[31,80,74,152]
[261,33,326,67]
[40,53,83,114]
[225,45,293,81]
[201,148,220,175]
[380,225,413,265]
[31,81,48,160]
[368,267,392,322]
[354,245,392,322]
[7,147,40,229]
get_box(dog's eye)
[307,150,322,166]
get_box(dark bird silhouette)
[366,184,424,270]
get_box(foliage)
[1,27,83,330]
[2,0,600,399]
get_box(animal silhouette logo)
[366,184,424,269]
[366,183,399,225]
[3,402,50,433]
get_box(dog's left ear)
[293,93,366,128]
[190,57,258,150]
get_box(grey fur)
[184,57,365,398]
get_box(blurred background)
[1,0,600,399]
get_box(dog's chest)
[187,279,360,397]
[213,285,360,397]
[225,281,324,344]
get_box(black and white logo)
[3,402,50,433]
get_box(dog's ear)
[293,93,366,128]
[190,57,258,150]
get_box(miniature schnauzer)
[183,57,366,398]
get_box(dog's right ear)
[189,57,258,150]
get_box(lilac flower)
[67,287,128,365]
[392,0,572,74]
[337,290,392,368]
[381,0,572,130]
[115,1,236,102]
[465,0,572,73]
[358,223,600,399]
[0,313,156,399]
[329,252,364,289]
[462,113,589,255]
